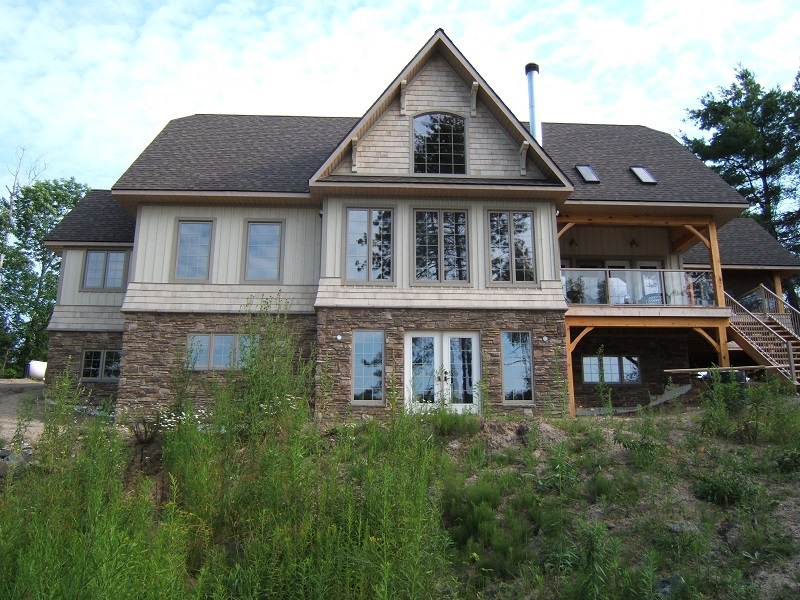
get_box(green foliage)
[693,469,756,506]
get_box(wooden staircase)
[726,288,800,386]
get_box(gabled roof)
[113,115,358,193]
[682,217,800,271]
[542,123,748,208]
[311,29,572,195]
[44,189,135,247]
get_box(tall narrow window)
[413,113,466,174]
[83,250,127,289]
[346,209,393,282]
[245,222,282,281]
[353,331,384,403]
[175,221,212,280]
[488,211,535,283]
[415,210,468,282]
[502,332,533,403]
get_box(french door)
[404,332,481,414]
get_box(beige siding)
[559,226,676,266]
[56,248,126,307]
[48,305,125,331]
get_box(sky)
[2,0,799,194]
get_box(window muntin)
[83,250,127,289]
[345,209,393,282]
[502,332,533,403]
[175,221,212,280]
[582,355,641,384]
[245,222,281,281]
[488,211,535,283]
[413,113,466,175]
[414,210,468,282]
[81,350,121,380]
[188,333,253,371]
[353,331,383,403]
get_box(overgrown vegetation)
[1,314,799,598]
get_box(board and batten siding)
[333,55,544,179]
[121,204,322,313]
[559,226,680,269]
[316,197,565,310]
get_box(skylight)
[631,166,657,184]
[576,164,600,182]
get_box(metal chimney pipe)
[525,62,540,144]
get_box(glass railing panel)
[562,269,606,304]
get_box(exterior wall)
[116,311,317,417]
[47,330,124,402]
[560,226,678,268]
[571,329,692,408]
[314,307,568,423]
[122,204,322,313]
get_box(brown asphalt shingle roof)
[541,123,748,206]
[113,115,359,193]
[683,218,800,268]
[44,189,135,245]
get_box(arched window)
[413,113,466,174]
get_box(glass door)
[405,332,480,413]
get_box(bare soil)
[0,379,46,446]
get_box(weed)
[693,469,755,506]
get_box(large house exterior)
[43,30,800,420]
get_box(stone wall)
[571,328,691,408]
[47,330,124,402]
[314,307,568,423]
[116,311,317,417]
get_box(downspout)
[525,62,540,144]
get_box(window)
[353,331,383,403]
[502,332,533,403]
[81,350,121,380]
[488,211,535,283]
[175,221,212,280]
[188,334,252,370]
[414,210,468,282]
[631,166,657,184]
[582,355,641,384]
[413,113,466,174]
[245,222,282,281]
[345,209,393,282]
[83,250,127,289]
[576,164,600,182]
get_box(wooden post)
[718,325,730,367]
[773,273,785,314]
[565,326,575,417]
[707,221,726,308]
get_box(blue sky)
[2,0,799,193]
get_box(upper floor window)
[488,211,535,283]
[83,250,127,290]
[413,113,466,175]
[346,209,393,282]
[245,222,282,281]
[415,210,469,282]
[175,221,212,280]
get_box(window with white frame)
[345,209,393,282]
[413,113,466,174]
[83,250,127,289]
[353,330,384,403]
[488,211,536,283]
[81,350,121,380]
[245,222,282,281]
[188,334,255,370]
[414,210,469,282]
[582,355,641,384]
[175,221,213,280]
[502,332,533,403]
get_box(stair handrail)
[757,284,800,338]
[725,292,796,381]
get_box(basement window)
[576,164,600,183]
[631,166,657,184]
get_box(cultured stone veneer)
[47,330,124,402]
[116,312,316,417]
[314,307,568,422]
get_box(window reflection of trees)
[347,209,392,281]
[413,113,466,175]
[490,212,535,283]
[415,210,468,281]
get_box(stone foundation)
[571,328,691,408]
[46,330,124,402]
[314,307,568,423]
[116,311,317,417]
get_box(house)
[44,29,798,419]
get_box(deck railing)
[562,268,716,306]
[738,284,800,337]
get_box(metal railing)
[726,292,797,382]
[738,284,800,338]
[561,268,716,306]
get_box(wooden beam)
[557,214,712,227]
[557,222,575,238]
[671,228,700,253]
[707,221,726,308]
[683,224,710,248]
[692,327,719,353]
[718,325,730,367]
[569,326,594,352]
[565,315,729,328]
